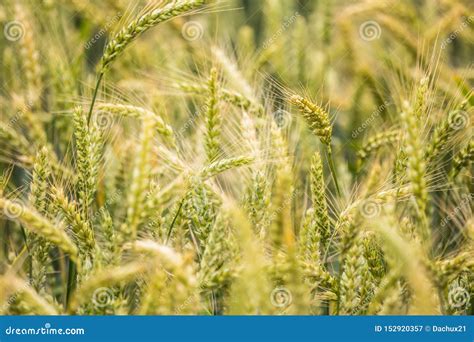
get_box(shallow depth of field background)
[0,0,472,316]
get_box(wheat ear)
[0,198,79,267]
[51,187,96,258]
[290,94,341,194]
[14,3,42,104]
[198,213,236,292]
[73,107,102,216]
[450,138,474,179]
[96,103,175,143]
[400,101,429,242]
[310,152,331,250]
[87,0,208,124]
[100,0,208,72]
[369,218,439,314]
[120,113,155,242]
[28,147,51,292]
[68,262,147,313]
[290,95,332,146]
[204,68,221,162]
[339,236,371,314]
[425,101,468,164]
[357,129,400,165]
[199,156,253,179]
[0,274,57,315]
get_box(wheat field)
[0,0,472,316]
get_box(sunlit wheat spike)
[290,95,332,146]
[182,180,220,246]
[0,274,57,315]
[269,123,294,251]
[14,3,42,104]
[198,213,236,291]
[199,156,254,179]
[414,77,429,119]
[225,203,274,314]
[176,81,263,114]
[204,68,221,162]
[100,0,209,72]
[120,113,155,242]
[69,262,147,313]
[450,138,474,179]
[0,122,32,156]
[339,236,371,315]
[51,187,96,257]
[28,147,51,292]
[310,152,331,249]
[244,171,270,236]
[0,198,80,267]
[96,103,175,141]
[425,101,469,164]
[357,130,401,164]
[73,107,102,216]
[400,101,429,242]
[28,147,50,213]
[368,218,439,314]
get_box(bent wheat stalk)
[87,0,209,124]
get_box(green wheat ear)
[289,95,332,146]
[0,198,80,268]
[87,0,210,123]
[357,129,400,166]
[120,113,155,243]
[310,151,333,257]
[400,101,429,243]
[73,107,102,216]
[204,68,221,162]
[198,213,236,292]
[100,0,209,73]
[28,147,52,292]
[450,138,474,179]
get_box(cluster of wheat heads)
[0,0,472,315]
